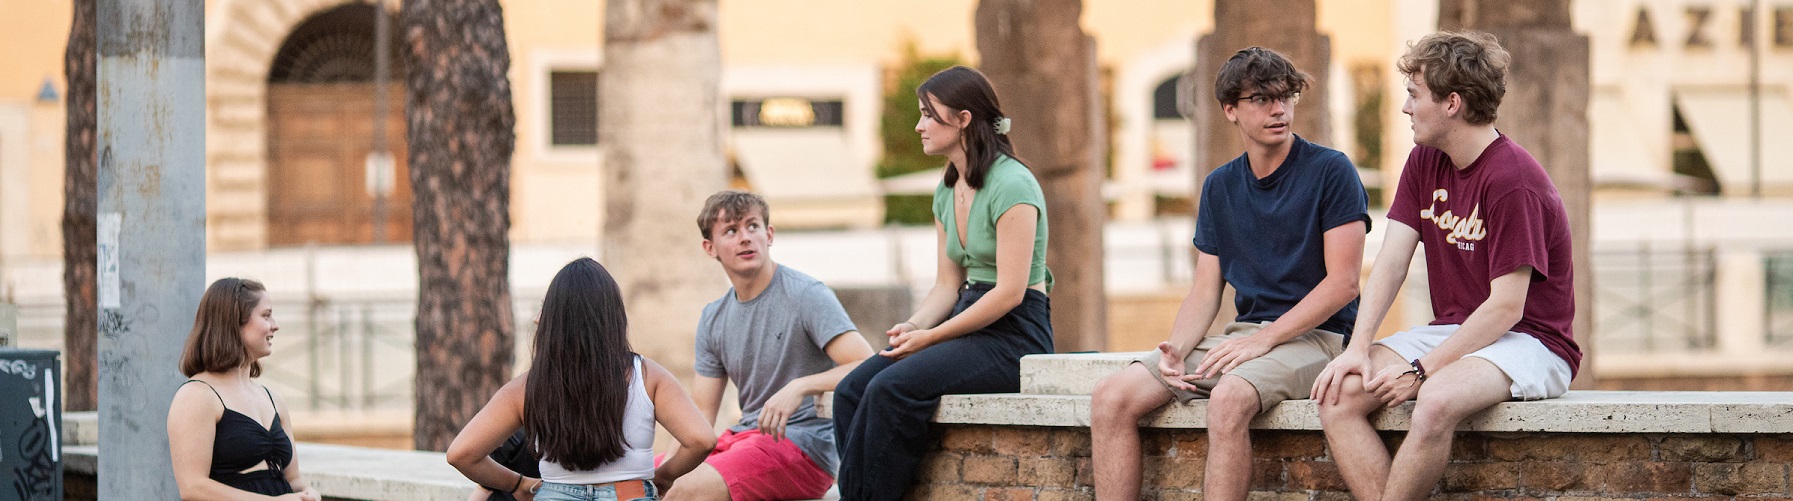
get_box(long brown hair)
[918,66,1024,189]
[525,258,635,471]
[178,278,267,377]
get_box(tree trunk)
[975,0,1108,352]
[401,0,517,451]
[600,0,728,382]
[63,0,97,412]
[1439,0,1595,388]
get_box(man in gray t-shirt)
[661,191,874,501]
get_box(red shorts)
[705,429,834,501]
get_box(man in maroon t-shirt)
[1308,31,1583,501]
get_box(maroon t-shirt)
[1387,135,1582,377]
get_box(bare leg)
[1380,357,1512,501]
[662,462,731,501]
[1091,363,1177,501]
[1317,346,1407,501]
[1201,375,1261,501]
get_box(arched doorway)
[266,3,411,246]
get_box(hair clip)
[993,117,1012,135]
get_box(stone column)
[1439,0,1596,387]
[977,0,1109,352]
[97,0,205,497]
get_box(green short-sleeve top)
[932,154,1053,291]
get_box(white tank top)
[539,356,656,484]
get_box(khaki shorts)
[1133,322,1345,412]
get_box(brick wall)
[909,425,1793,500]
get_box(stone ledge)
[63,442,477,500]
[813,351,1793,434]
[919,391,1793,434]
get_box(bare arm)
[1193,221,1366,378]
[646,358,718,490]
[1312,222,1419,404]
[1415,266,1531,371]
[886,204,1037,358]
[168,384,295,501]
[445,376,534,499]
[661,374,725,459]
[759,333,876,439]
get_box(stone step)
[1019,351,1146,395]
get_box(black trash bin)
[0,349,61,501]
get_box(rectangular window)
[550,71,598,146]
[731,98,845,128]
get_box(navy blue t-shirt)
[1193,135,1370,340]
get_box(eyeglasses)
[1233,92,1301,107]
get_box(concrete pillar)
[1439,0,1596,387]
[97,0,204,498]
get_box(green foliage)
[879,41,963,225]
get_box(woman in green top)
[833,65,1054,500]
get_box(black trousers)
[833,284,1053,501]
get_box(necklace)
[956,184,971,205]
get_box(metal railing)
[1592,244,1718,354]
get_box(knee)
[1206,382,1259,432]
[664,465,729,501]
[1317,387,1376,425]
[1091,368,1164,429]
[1408,399,1464,438]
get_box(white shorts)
[1374,324,1572,401]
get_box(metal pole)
[371,0,392,242]
[96,0,204,498]
[1749,0,1763,199]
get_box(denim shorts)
[534,479,657,501]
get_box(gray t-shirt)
[694,265,857,475]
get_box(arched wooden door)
[265,3,411,246]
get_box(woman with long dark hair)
[168,278,321,500]
[448,258,715,501]
[831,65,1055,500]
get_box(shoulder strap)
[183,379,225,405]
[259,384,278,413]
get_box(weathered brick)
[984,487,1035,501]
[1155,489,1204,501]
[1142,430,1176,456]
[1442,462,1520,492]
[1154,456,1203,490]
[964,455,1018,484]
[1693,462,1789,496]
[1251,459,1286,491]
[1171,433,1208,458]
[1312,491,1356,501]
[1601,461,1692,494]
[1256,432,1327,459]
[1018,457,1077,488]
[1489,435,1650,462]
[1452,434,1490,461]
[919,453,964,483]
[1756,435,1793,462]
[1660,436,1747,462]
[943,427,997,455]
[1244,491,1308,501]
[1288,459,1349,492]
[1035,488,1093,501]
[1519,460,1604,493]
[914,483,980,501]
[1074,457,1094,487]
[994,428,1051,456]
[1049,430,1092,457]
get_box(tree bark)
[401,0,517,451]
[600,0,728,381]
[1440,0,1595,388]
[63,0,97,412]
[975,0,1108,352]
